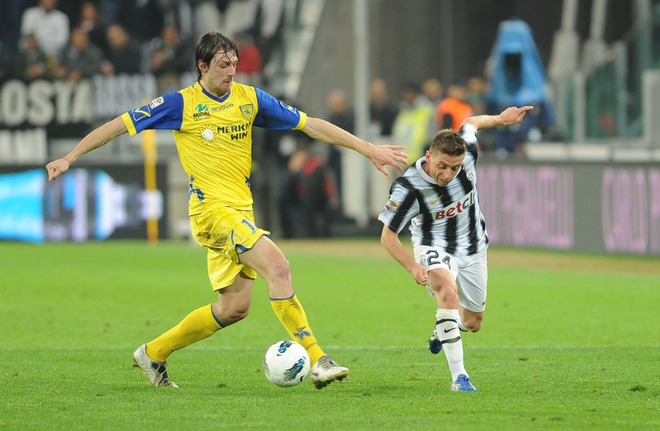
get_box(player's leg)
[133,249,254,387]
[427,269,466,372]
[132,209,256,387]
[417,246,476,391]
[239,235,349,388]
[456,249,488,332]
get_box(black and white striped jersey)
[378,124,488,256]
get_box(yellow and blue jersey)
[121,81,307,214]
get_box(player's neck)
[198,79,230,99]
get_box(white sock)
[435,308,468,382]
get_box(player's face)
[199,50,238,97]
[425,151,464,186]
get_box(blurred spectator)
[75,1,108,53]
[12,33,50,81]
[435,82,473,131]
[56,27,106,82]
[466,76,487,115]
[423,78,444,107]
[149,25,193,94]
[244,0,285,67]
[101,24,142,75]
[325,89,353,202]
[423,77,444,137]
[369,78,399,137]
[280,139,338,238]
[233,30,263,86]
[485,18,557,157]
[20,0,70,64]
[392,82,434,161]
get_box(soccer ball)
[263,340,310,387]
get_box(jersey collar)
[196,81,232,103]
[416,157,436,184]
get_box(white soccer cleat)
[309,354,349,389]
[132,344,179,388]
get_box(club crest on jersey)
[239,104,254,118]
[385,198,399,213]
[465,168,474,181]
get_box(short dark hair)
[195,32,239,80]
[429,129,466,157]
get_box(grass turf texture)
[1,239,658,430]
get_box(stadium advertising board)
[478,162,660,255]
[0,75,157,163]
[0,164,167,242]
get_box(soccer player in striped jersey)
[46,32,408,389]
[378,105,532,391]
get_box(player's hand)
[500,105,534,125]
[410,263,428,286]
[368,144,409,179]
[46,158,71,181]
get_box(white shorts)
[413,246,488,312]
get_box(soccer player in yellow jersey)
[46,32,408,389]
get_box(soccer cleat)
[309,354,349,389]
[428,329,443,354]
[132,344,179,388]
[451,374,477,392]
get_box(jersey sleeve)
[377,182,420,233]
[459,123,479,161]
[253,88,307,130]
[121,92,184,136]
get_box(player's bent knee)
[224,307,250,325]
[463,315,483,332]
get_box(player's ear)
[197,60,207,74]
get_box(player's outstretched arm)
[301,116,408,179]
[461,105,534,131]
[46,116,128,181]
[381,225,428,286]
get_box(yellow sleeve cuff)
[294,111,308,130]
[121,112,138,137]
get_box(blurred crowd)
[0,3,558,238]
[0,0,280,92]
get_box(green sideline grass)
[0,240,658,430]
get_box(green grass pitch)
[0,239,658,430]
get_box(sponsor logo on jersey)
[201,128,214,141]
[433,188,476,220]
[211,104,233,111]
[193,103,211,121]
[217,123,250,140]
[239,104,254,118]
[149,97,164,109]
[385,198,399,213]
[430,194,444,205]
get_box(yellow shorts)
[190,207,270,291]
